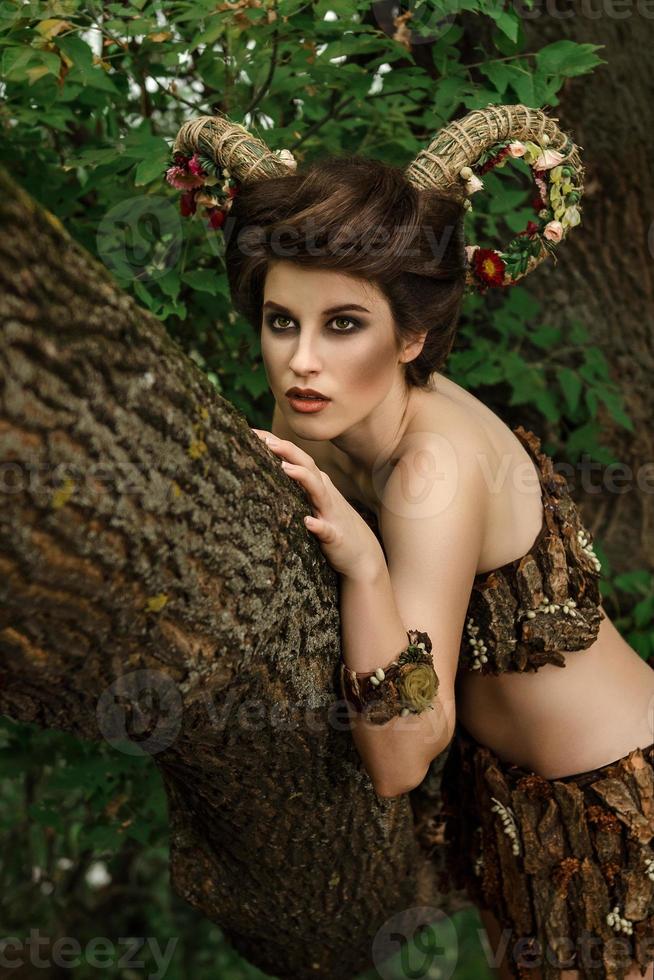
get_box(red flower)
[479,146,512,175]
[180,190,197,217]
[166,163,206,190]
[187,153,205,178]
[207,208,226,229]
[518,221,540,238]
[472,248,506,287]
[165,153,207,191]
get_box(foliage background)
[1,0,650,976]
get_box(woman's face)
[260,260,422,442]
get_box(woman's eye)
[265,314,360,333]
[332,317,358,332]
[268,315,293,329]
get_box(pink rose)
[543,220,564,243]
[507,142,526,158]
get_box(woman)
[168,109,654,980]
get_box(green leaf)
[134,153,169,186]
[27,804,65,831]
[2,45,37,81]
[181,269,221,293]
[596,387,634,432]
[614,570,653,593]
[478,62,513,96]
[493,10,519,43]
[239,366,271,399]
[124,818,153,844]
[158,269,181,301]
[487,187,530,214]
[508,67,535,106]
[56,35,119,93]
[529,325,562,350]
[633,596,654,629]
[568,320,589,344]
[79,823,122,850]
[584,347,610,380]
[532,387,560,423]
[565,420,602,457]
[132,280,157,310]
[558,367,582,414]
[584,387,598,415]
[536,40,606,78]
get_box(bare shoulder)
[394,389,499,493]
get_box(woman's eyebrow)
[262,300,371,316]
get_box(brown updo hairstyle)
[224,154,467,391]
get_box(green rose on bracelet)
[398,662,439,713]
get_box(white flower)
[459,165,473,180]
[465,245,480,265]
[275,148,297,171]
[507,141,526,157]
[465,175,484,195]
[532,149,566,171]
[561,205,581,229]
[85,861,111,889]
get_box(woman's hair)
[224,154,467,390]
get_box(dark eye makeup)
[264,313,362,334]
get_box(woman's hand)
[251,429,384,580]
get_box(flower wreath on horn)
[164,146,297,230]
[462,133,583,292]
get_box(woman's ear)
[399,330,428,364]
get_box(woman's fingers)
[251,430,329,511]
[256,432,322,475]
[281,461,330,510]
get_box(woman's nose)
[288,337,323,375]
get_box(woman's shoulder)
[404,383,546,572]
[405,378,518,480]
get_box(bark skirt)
[428,721,654,979]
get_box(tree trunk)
[0,168,470,980]
[520,5,654,569]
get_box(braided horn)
[405,103,585,289]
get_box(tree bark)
[519,5,654,569]
[0,168,470,980]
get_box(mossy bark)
[0,168,470,980]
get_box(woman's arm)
[342,431,488,798]
[256,418,485,798]
[339,556,456,798]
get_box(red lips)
[285,387,330,400]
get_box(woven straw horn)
[405,103,585,288]
[172,112,297,184]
